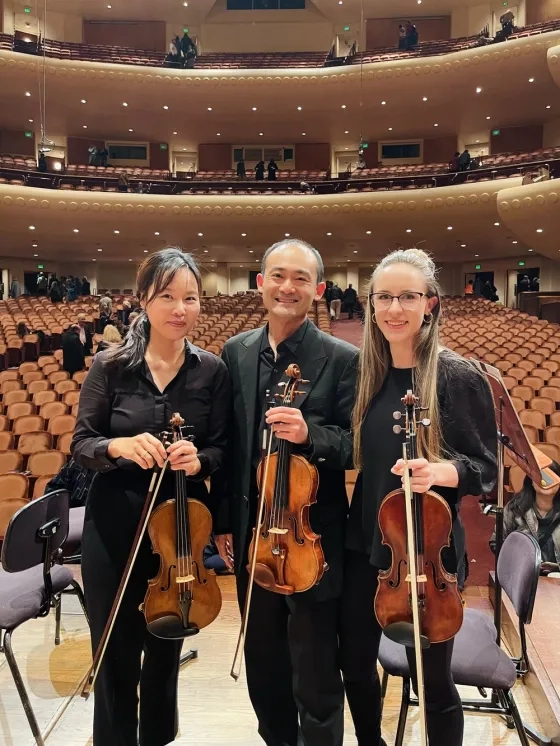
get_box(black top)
[537,513,557,563]
[347,351,498,571]
[62,330,85,376]
[71,342,231,530]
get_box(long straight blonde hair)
[353,248,445,470]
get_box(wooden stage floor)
[0,574,549,746]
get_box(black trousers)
[339,550,464,746]
[82,516,182,746]
[237,565,344,746]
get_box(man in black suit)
[215,238,358,746]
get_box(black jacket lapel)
[238,327,264,443]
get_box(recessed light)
[129,259,132,262]
[460,244,467,248]
[476,140,480,143]
[207,107,212,111]
[83,125,87,129]
[528,249,534,252]
[252,107,257,111]
[80,99,86,104]
[366,230,371,234]
[144,249,148,253]
[344,147,349,150]
[338,0,342,4]
[129,128,133,132]
[297,106,302,111]
[204,250,209,253]
[476,87,482,93]
[241,232,247,236]
[183,148,186,151]
[173,131,178,135]
[347,259,351,262]
[381,100,386,105]
[475,254,479,257]
[341,104,347,109]
[255,259,259,262]
[486,116,491,120]
[92,259,96,262]
[32,243,37,247]
[259,132,263,136]
[249,250,254,253]
[198,232,204,236]
[536,228,543,233]
[512,240,518,244]
[344,130,349,134]
[73,229,79,233]
[326,232,332,236]
[494,222,500,226]
[302,132,306,136]
[163,105,169,110]
[353,250,358,254]
[406,229,412,233]
[25,91,31,97]
[285,233,290,237]
[107,4,111,8]
[33,253,38,257]
[388,127,393,131]
[28,119,33,122]
[434,123,439,127]
[29,225,35,230]
[114,230,120,234]
[154,231,160,236]
[447,226,452,230]
[216,133,221,136]
[122,102,128,107]
[184,1,188,6]
[529,78,535,83]
[422,96,428,102]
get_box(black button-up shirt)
[71,342,231,522]
[252,319,310,469]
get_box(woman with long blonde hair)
[339,248,497,746]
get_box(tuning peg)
[295,391,306,396]
[393,411,403,420]
[393,425,403,434]
[419,418,431,427]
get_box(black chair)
[378,530,548,746]
[0,489,88,746]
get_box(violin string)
[176,428,185,597]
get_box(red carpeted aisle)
[332,316,495,587]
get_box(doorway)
[464,271,495,298]
[249,271,259,290]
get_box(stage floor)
[0,574,545,746]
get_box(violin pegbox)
[169,412,194,443]
[393,391,430,437]
[275,363,310,405]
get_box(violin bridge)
[175,574,195,583]
[405,574,427,583]
[269,527,289,535]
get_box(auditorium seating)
[1,19,559,73]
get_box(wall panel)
[198,143,232,171]
[83,21,166,52]
[490,125,543,154]
[294,143,330,170]
[0,129,35,157]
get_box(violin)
[142,413,222,638]
[230,363,325,680]
[374,390,463,744]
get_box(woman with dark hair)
[71,247,231,746]
[340,248,497,746]
[491,461,560,574]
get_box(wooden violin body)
[375,487,463,644]
[250,450,324,594]
[143,496,222,639]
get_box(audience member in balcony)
[63,324,86,377]
[255,160,265,180]
[98,147,109,167]
[405,21,419,50]
[77,313,93,355]
[95,324,122,354]
[458,148,471,171]
[237,158,246,179]
[118,171,130,193]
[181,32,197,68]
[136,181,147,194]
[49,278,62,303]
[88,144,98,166]
[81,276,91,296]
[449,151,460,172]
[343,283,358,320]
[38,152,48,173]
[398,24,407,50]
[500,10,515,39]
[267,158,279,181]
[490,461,560,575]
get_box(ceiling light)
[529,78,535,83]
[241,232,247,236]
[353,250,358,254]
[98,248,102,252]
[476,140,480,143]
[249,250,254,253]
[255,259,259,262]
[297,106,302,111]
[460,244,467,248]
[183,148,186,151]
[114,230,120,234]
[216,133,221,136]
[422,96,428,101]
[204,249,209,253]
[536,228,543,233]
[73,229,79,233]
[33,253,38,257]
[434,123,439,127]
[129,259,132,262]
[184,1,188,5]
[344,130,349,134]
[406,229,412,233]
[447,226,452,230]
[32,243,37,247]
[129,128,134,132]
[28,119,33,122]
[107,4,111,7]
[25,91,31,97]
[486,116,491,120]
[163,105,169,110]
[381,100,386,105]
[476,87,482,93]
[154,231,160,236]
[338,1,342,4]
[92,259,96,262]
[252,107,257,111]
[326,232,332,236]
[29,225,35,230]
[388,127,393,131]
[344,147,348,150]
[301,132,306,136]
[341,104,346,109]
[366,230,371,234]
[475,254,479,257]
[198,232,203,236]
[546,105,551,109]
[528,249,534,252]
[494,222,500,226]
[144,249,148,253]
[173,131,178,135]
[82,125,87,129]
[122,102,128,107]
[259,132,263,136]
[417,0,422,3]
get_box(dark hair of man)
[104,247,201,370]
[260,238,324,283]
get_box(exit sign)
[475,264,481,270]
[343,25,350,31]
[362,143,368,149]
[24,6,31,12]
[183,27,189,33]
[24,131,32,138]
[37,264,44,269]
[502,1,508,6]
[159,143,168,151]
[492,129,501,136]
[518,261,526,266]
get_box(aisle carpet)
[332,316,495,587]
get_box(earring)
[423,313,433,324]
[371,312,377,325]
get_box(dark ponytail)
[104,247,201,371]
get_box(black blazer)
[217,322,358,601]
[62,331,85,377]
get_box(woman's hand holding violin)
[391,458,459,492]
[166,439,201,476]
[108,433,167,469]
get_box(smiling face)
[257,243,326,323]
[371,262,438,348]
[142,267,200,341]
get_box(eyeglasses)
[369,291,427,310]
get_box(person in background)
[96,324,122,354]
[203,535,234,575]
[255,160,265,181]
[481,279,498,302]
[237,159,246,179]
[500,9,515,39]
[77,313,93,356]
[118,171,130,193]
[16,321,30,338]
[98,147,109,168]
[9,276,21,299]
[342,283,358,320]
[398,24,407,50]
[490,461,560,575]
[324,279,333,313]
[66,276,78,302]
[88,145,98,166]
[267,158,279,181]
[45,457,95,508]
[0,281,5,300]
[330,282,343,320]
[119,300,132,326]
[464,280,474,295]
[37,273,48,296]
[458,149,471,172]
[405,20,418,49]
[38,152,48,173]
[449,152,460,172]
[531,276,540,292]
[99,293,113,317]
[81,276,91,296]
[49,278,62,303]
[62,324,86,377]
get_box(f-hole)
[288,515,304,545]
[161,564,176,592]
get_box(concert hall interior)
[2,0,560,744]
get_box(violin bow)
[230,391,276,682]
[80,452,170,699]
